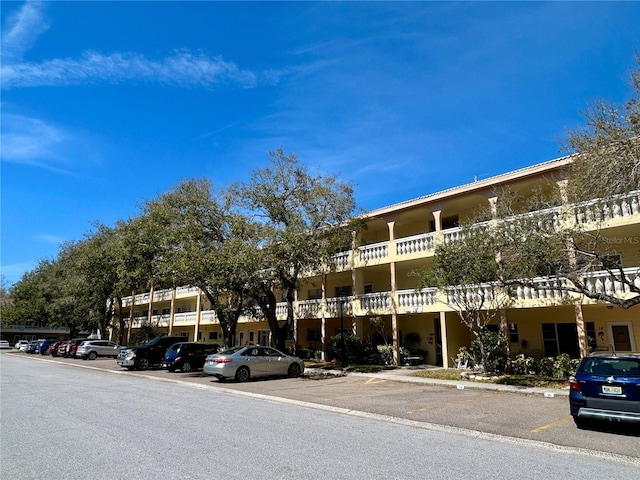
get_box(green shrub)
[512,353,537,375]
[470,331,509,373]
[536,357,555,377]
[328,332,365,364]
[377,344,410,365]
[552,353,580,378]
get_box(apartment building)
[112,156,640,367]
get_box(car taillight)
[569,375,581,392]
[216,358,231,364]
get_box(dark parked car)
[37,339,56,355]
[117,336,186,370]
[161,342,219,372]
[569,353,640,428]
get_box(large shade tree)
[234,148,360,351]
[139,178,262,347]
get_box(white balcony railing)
[512,278,569,301]
[358,292,391,311]
[333,251,350,269]
[397,288,437,308]
[584,268,640,296]
[358,242,388,262]
[296,299,321,318]
[574,191,640,225]
[396,233,436,255]
[326,297,353,316]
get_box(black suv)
[161,342,219,372]
[116,336,186,370]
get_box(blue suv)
[569,353,640,428]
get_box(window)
[177,305,192,313]
[307,328,322,341]
[542,322,595,357]
[249,331,255,344]
[209,331,219,341]
[152,309,159,316]
[509,323,519,344]
[308,288,322,300]
[258,330,270,346]
[162,308,170,315]
[364,283,374,294]
[179,332,189,340]
[335,285,352,296]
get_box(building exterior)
[111,156,640,366]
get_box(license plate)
[602,385,622,395]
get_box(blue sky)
[1,1,639,287]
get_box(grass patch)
[409,368,468,381]
[409,369,569,388]
[494,375,568,389]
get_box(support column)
[147,285,154,326]
[432,210,442,232]
[194,289,202,342]
[439,311,450,368]
[127,289,135,344]
[321,273,327,361]
[387,219,401,365]
[168,286,176,336]
[575,304,589,357]
[558,179,589,358]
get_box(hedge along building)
[109,155,640,367]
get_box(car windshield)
[581,357,640,376]
[141,337,162,347]
[218,346,245,356]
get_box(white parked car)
[0,340,11,349]
[14,340,29,350]
[76,340,124,360]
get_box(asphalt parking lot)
[5,351,640,461]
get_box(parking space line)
[364,378,387,385]
[530,416,573,433]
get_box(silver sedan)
[203,346,304,382]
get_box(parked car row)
[14,338,125,360]
[14,336,306,383]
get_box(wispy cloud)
[0,109,108,177]
[0,0,49,64]
[0,111,73,172]
[1,49,258,90]
[0,2,259,90]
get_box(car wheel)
[136,358,150,370]
[288,363,301,378]
[235,366,250,382]
[88,351,98,360]
[181,362,192,373]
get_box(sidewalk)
[305,365,570,397]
